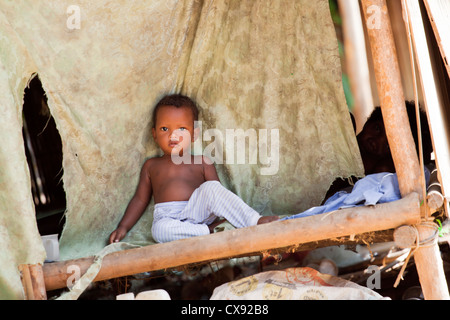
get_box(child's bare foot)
[257,216,279,224]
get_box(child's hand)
[109,226,127,244]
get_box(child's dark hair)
[366,101,433,164]
[152,94,199,128]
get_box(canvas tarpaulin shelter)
[0,0,364,299]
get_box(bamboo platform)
[41,192,420,291]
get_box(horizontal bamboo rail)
[43,192,421,291]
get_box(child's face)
[152,105,197,156]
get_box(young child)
[109,94,278,244]
[323,101,433,202]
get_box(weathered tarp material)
[0,0,363,299]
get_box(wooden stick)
[19,264,47,300]
[393,225,417,249]
[268,229,394,256]
[338,0,374,133]
[414,222,449,300]
[361,0,449,299]
[427,168,444,212]
[415,0,450,218]
[43,193,421,291]
[28,264,47,300]
[401,0,450,300]
[423,0,450,80]
[18,264,34,300]
[361,0,423,200]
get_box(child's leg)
[183,181,262,228]
[151,181,266,243]
[151,201,213,243]
[151,217,210,243]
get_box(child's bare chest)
[150,161,206,202]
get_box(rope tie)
[394,222,439,288]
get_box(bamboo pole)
[418,0,450,218]
[29,264,47,300]
[361,0,449,299]
[360,0,422,198]
[423,0,450,80]
[338,0,374,133]
[427,168,444,213]
[43,193,421,291]
[401,0,450,300]
[18,264,34,300]
[19,264,47,300]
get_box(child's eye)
[179,127,187,131]
[160,127,168,132]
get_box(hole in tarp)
[22,75,66,237]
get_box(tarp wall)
[0,0,364,299]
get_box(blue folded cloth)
[281,168,430,221]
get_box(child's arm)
[202,156,220,182]
[109,160,153,243]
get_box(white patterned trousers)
[151,181,261,243]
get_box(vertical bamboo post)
[19,264,47,300]
[29,264,47,300]
[361,0,422,196]
[338,0,374,133]
[361,0,449,300]
[18,264,34,300]
[401,0,450,300]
